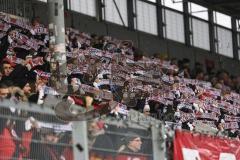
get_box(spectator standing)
[116,132,148,160]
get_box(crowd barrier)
[2,93,240,160]
[0,99,73,160]
[88,121,153,160]
[0,99,166,160]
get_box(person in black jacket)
[0,30,10,62]
[88,120,114,158]
[119,131,142,154]
[29,128,60,160]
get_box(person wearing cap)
[116,132,147,160]
[22,82,32,97]
[143,103,151,116]
[14,78,32,98]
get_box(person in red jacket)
[60,139,73,160]
[0,117,17,160]
[18,117,39,159]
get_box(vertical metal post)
[156,0,164,39]
[183,0,191,47]
[96,0,103,21]
[0,0,1,12]
[18,0,23,16]
[48,0,67,91]
[23,0,32,19]
[208,9,216,54]
[23,0,26,17]
[152,123,166,160]
[13,0,16,15]
[232,17,239,60]
[127,0,134,30]
[10,0,12,14]
[63,0,68,10]
[72,121,89,160]
[32,0,35,19]
[5,0,7,13]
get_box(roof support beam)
[183,0,191,46]
[96,0,103,21]
[212,0,240,6]
[187,0,240,18]
[232,17,239,60]
[208,9,216,54]
[127,0,135,30]
[157,0,164,39]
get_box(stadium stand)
[1,8,240,159]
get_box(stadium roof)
[188,0,240,19]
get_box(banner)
[174,130,240,160]
[225,115,240,122]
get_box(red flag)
[174,130,240,160]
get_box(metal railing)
[0,0,33,18]
[0,99,166,160]
[0,0,17,15]
[0,99,73,160]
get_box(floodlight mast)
[47,2,89,160]
[47,0,67,92]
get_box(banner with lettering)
[174,130,240,160]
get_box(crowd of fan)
[1,12,240,159]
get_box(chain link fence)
[0,99,73,160]
[0,99,166,160]
[88,120,153,160]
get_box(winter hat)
[13,47,31,60]
[15,78,30,89]
[143,102,150,111]
[124,131,141,144]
